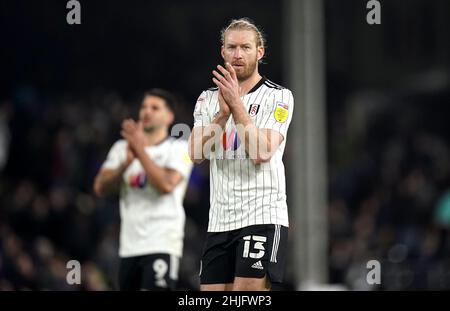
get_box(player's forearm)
[133,146,174,194]
[94,166,126,197]
[188,128,207,164]
[189,114,229,163]
[230,102,272,164]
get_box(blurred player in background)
[189,18,294,291]
[94,89,193,290]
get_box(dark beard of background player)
[143,125,157,133]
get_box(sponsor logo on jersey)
[222,129,240,151]
[128,172,147,188]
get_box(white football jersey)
[193,77,294,232]
[101,137,193,257]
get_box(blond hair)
[220,18,266,48]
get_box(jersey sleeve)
[193,91,211,128]
[259,89,294,139]
[164,139,193,180]
[101,140,127,170]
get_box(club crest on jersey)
[274,102,289,123]
[128,172,147,188]
[248,104,260,117]
[222,129,240,151]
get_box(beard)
[234,58,258,82]
[142,122,159,133]
[143,126,155,133]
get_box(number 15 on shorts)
[242,235,267,259]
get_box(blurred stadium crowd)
[1,85,450,290]
[327,88,450,290]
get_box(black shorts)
[119,253,179,290]
[199,224,288,285]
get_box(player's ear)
[221,45,225,59]
[257,46,265,61]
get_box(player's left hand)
[212,63,242,107]
[121,119,146,152]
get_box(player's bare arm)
[121,119,183,194]
[188,92,230,164]
[93,145,135,197]
[213,63,283,164]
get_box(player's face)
[221,30,264,81]
[139,95,173,132]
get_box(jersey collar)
[246,76,266,95]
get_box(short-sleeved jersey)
[193,77,294,232]
[101,137,193,257]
